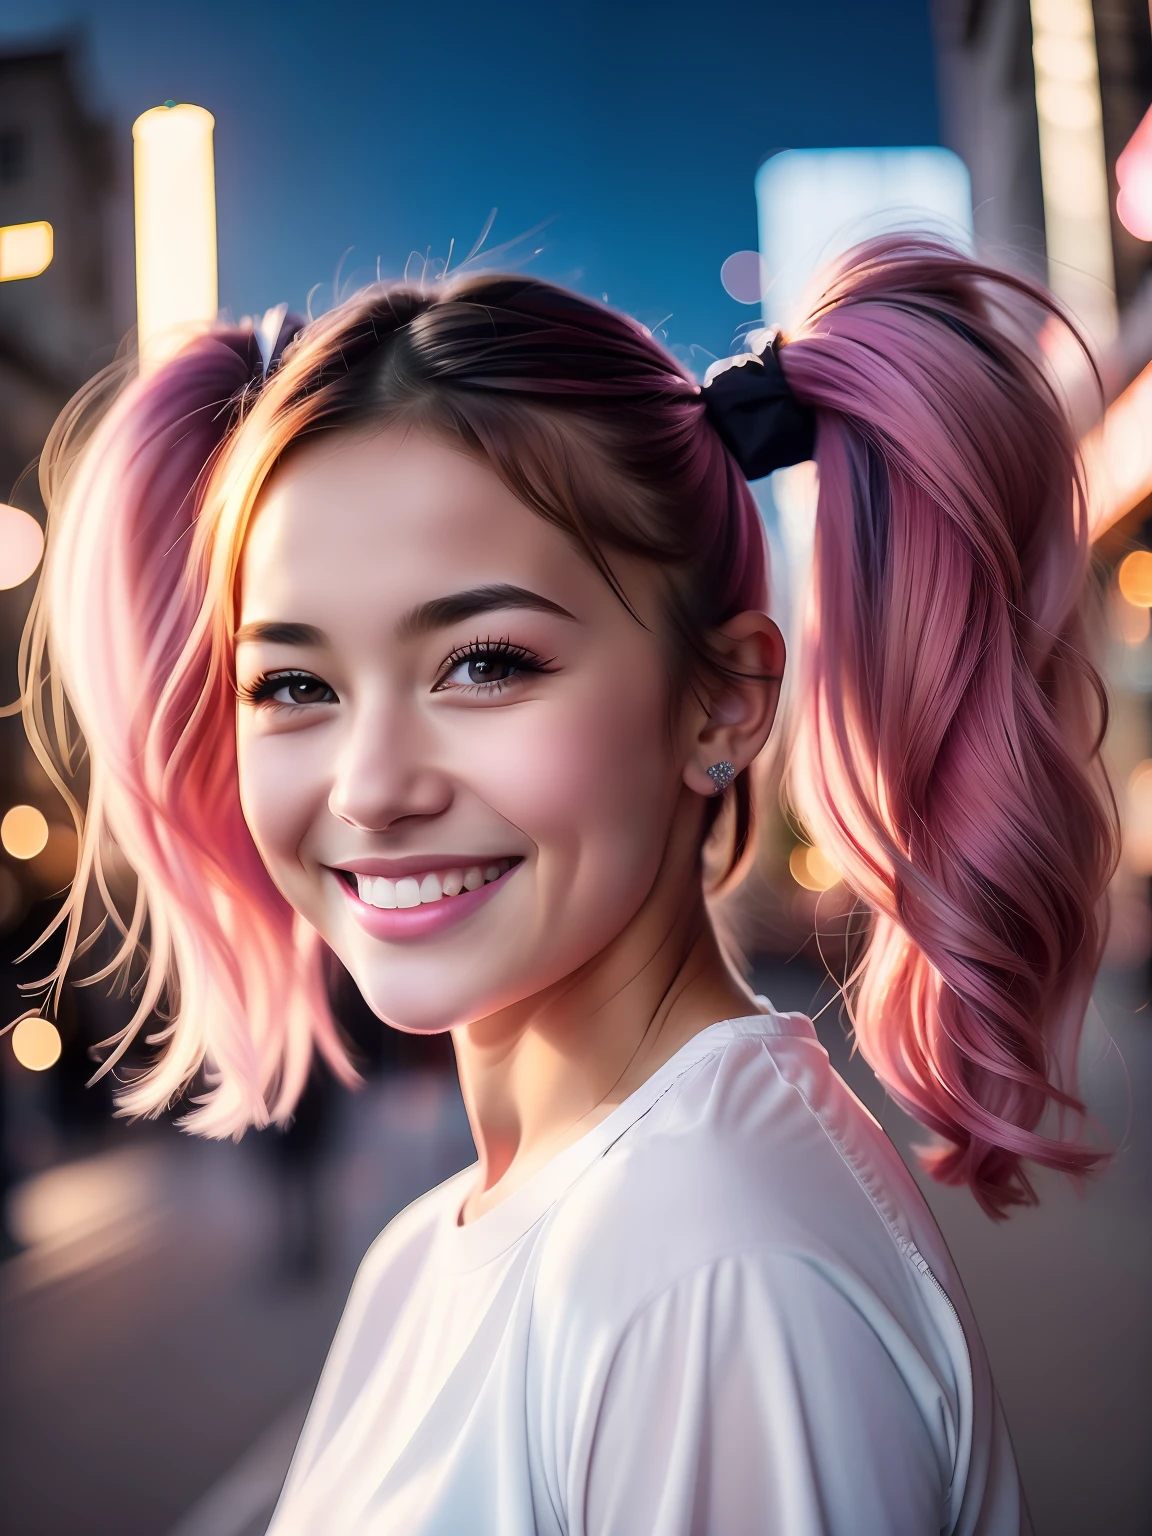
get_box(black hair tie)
[699,329,816,479]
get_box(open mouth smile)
[332,858,523,940]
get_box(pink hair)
[20,239,1117,1215]
[781,238,1118,1216]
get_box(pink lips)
[336,863,518,941]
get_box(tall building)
[0,39,123,503]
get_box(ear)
[682,611,786,798]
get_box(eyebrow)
[234,620,326,647]
[397,584,576,639]
[233,585,576,649]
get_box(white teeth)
[353,861,514,908]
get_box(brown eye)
[241,670,338,707]
[433,640,555,695]
[465,657,515,684]
[281,676,334,705]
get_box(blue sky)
[1,0,939,364]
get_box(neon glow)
[1029,0,1117,345]
[1083,361,1152,539]
[133,102,218,372]
[0,220,53,281]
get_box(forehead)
[238,426,613,627]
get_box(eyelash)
[236,638,556,709]
[236,669,336,708]
[432,637,556,695]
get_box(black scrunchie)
[699,331,815,480]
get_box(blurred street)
[0,3,1150,1533]
[1,959,1148,1536]
[0,1068,476,1536]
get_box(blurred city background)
[0,2,1150,1533]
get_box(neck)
[450,825,761,1223]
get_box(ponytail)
[779,238,1118,1217]
[23,321,356,1134]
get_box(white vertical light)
[1030,0,1117,348]
[132,102,218,373]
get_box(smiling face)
[234,425,707,1033]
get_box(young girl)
[25,235,1116,1533]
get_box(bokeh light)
[1116,104,1152,241]
[2,804,49,859]
[0,504,45,589]
[1029,0,1117,346]
[789,843,841,892]
[0,219,53,281]
[11,1016,62,1072]
[133,102,218,371]
[1118,550,1152,607]
[1126,759,1152,874]
[720,250,768,305]
[1115,592,1151,645]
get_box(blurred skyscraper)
[0,40,122,500]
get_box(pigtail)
[779,238,1119,1217]
[21,322,355,1134]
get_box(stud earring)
[706,760,736,794]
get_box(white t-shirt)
[266,1010,1028,1535]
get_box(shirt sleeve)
[572,1248,954,1536]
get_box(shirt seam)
[755,1037,970,1517]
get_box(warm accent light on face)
[133,102,218,373]
[789,842,841,892]
[11,1017,62,1072]
[0,220,53,281]
[1,805,49,860]
[0,504,44,588]
[1030,0,1117,346]
[1118,551,1152,608]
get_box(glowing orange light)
[2,805,49,859]
[789,843,841,892]
[1118,551,1152,607]
[0,220,53,281]
[1084,363,1152,540]
[11,1017,61,1071]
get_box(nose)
[327,692,451,832]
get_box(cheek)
[235,722,325,883]
[464,666,681,883]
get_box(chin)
[340,956,491,1035]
